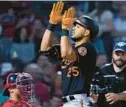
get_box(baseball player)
[40,1,99,107]
[1,72,37,107]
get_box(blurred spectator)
[24,63,50,107]
[75,1,90,17]
[0,62,13,77]
[30,18,46,56]
[36,55,52,72]
[112,1,120,16]
[0,24,13,62]
[0,35,13,62]
[96,54,107,67]
[88,1,114,63]
[11,59,25,73]
[13,26,30,43]
[112,4,126,44]
[36,55,56,86]
[112,1,126,17]
[15,11,30,29]
[30,18,45,40]
[11,26,36,64]
[51,71,62,97]
[47,95,62,107]
[0,8,16,23]
[0,8,16,39]
[74,1,96,18]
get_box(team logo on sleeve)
[78,47,87,56]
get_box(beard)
[71,33,84,42]
[71,36,83,42]
[113,58,126,68]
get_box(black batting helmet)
[74,15,99,39]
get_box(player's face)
[8,86,21,97]
[20,28,28,41]
[71,24,87,41]
[112,51,126,67]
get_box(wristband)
[47,22,56,31]
[61,29,69,36]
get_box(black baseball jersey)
[40,41,97,96]
[97,63,126,107]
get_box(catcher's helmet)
[3,73,36,102]
[3,73,18,96]
[16,73,36,102]
[74,15,99,39]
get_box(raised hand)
[62,7,75,30]
[49,1,64,24]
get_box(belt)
[62,95,75,103]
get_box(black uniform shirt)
[98,63,126,107]
[40,41,97,96]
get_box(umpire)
[90,42,126,107]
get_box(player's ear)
[85,29,90,36]
[8,88,11,92]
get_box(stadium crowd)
[0,1,126,107]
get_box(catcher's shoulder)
[1,100,15,107]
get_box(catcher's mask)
[3,72,36,102]
[16,73,36,102]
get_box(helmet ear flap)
[3,89,10,96]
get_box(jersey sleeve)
[39,44,61,60]
[73,43,96,64]
[73,45,89,63]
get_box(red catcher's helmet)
[3,73,18,96]
[3,72,36,103]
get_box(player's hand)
[49,1,64,24]
[90,94,99,104]
[105,93,120,104]
[62,7,75,30]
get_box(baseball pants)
[62,94,91,107]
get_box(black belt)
[62,95,75,103]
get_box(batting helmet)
[74,15,99,39]
[3,73,18,96]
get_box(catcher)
[1,72,38,107]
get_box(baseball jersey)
[40,41,97,96]
[1,100,35,107]
[97,63,126,107]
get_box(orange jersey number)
[67,66,80,77]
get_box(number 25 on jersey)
[67,66,80,77]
